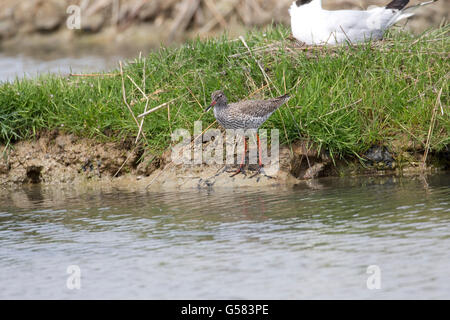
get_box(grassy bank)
[1,24,449,162]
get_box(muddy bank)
[0,0,448,56]
[1,132,448,190]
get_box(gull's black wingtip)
[295,0,313,7]
[385,0,410,10]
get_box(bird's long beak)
[204,100,216,112]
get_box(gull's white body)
[289,0,433,45]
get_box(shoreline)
[1,132,448,190]
[1,25,448,190]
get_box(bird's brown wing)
[229,94,290,118]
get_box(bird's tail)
[276,94,291,102]
[388,0,438,26]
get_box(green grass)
[0,24,449,160]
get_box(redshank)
[205,90,290,175]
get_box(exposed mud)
[1,132,448,190]
[0,131,148,186]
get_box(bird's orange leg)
[250,133,273,179]
[243,138,247,168]
[257,133,263,168]
[230,138,247,177]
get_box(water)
[0,53,123,82]
[0,174,449,299]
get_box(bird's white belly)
[290,8,387,45]
[291,13,330,44]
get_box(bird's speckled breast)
[214,106,271,130]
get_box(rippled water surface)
[0,174,449,299]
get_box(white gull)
[289,0,438,45]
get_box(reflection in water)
[0,174,449,299]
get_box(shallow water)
[0,53,122,82]
[0,174,449,299]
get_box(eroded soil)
[1,131,448,190]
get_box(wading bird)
[205,90,290,176]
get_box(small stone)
[81,14,104,33]
[55,135,67,149]
[138,2,160,21]
[0,19,15,39]
[13,1,39,25]
[303,162,325,179]
[0,161,9,174]
[137,159,158,176]
[364,146,394,168]
[34,1,64,32]
[0,5,13,20]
